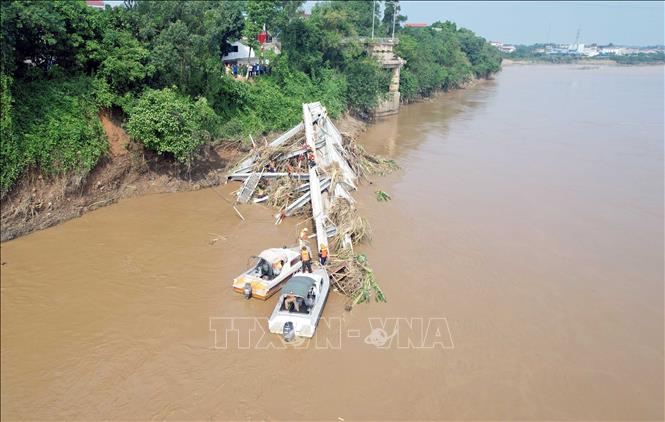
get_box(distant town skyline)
[397,1,664,46]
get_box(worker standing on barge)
[319,244,328,265]
[300,246,313,273]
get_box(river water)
[1,64,663,420]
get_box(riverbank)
[399,76,489,105]
[0,74,491,243]
[0,135,237,242]
[0,111,369,242]
[502,58,665,66]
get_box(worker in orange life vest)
[318,244,328,265]
[300,246,313,273]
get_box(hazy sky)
[396,1,664,45]
[104,1,664,46]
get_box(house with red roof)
[85,0,105,9]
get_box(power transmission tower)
[575,28,581,48]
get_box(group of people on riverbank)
[225,62,271,81]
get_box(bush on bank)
[1,75,107,193]
[125,88,217,163]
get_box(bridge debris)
[226,102,398,303]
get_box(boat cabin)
[279,275,321,314]
[250,249,299,281]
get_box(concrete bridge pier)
[368,39,406,118]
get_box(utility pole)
[391,1,397,40]
[371,0,376,39]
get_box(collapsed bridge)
[227,102,390,303]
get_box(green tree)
[279,17,328,78]
[126,87,216,163]
[134,1,243,96]
[345,57,389,112]
[312,1,380,37]
[243,0,303,62]
[150,20,195,90]
[97,29,154,93]
[381,0,407,37]
[1,1,104,76]
[394,21,497,100]
[455,26,501,78]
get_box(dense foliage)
[395,21,501,101]
[125,88,216,163]
[2,76,107,191]
[0,0,500,195]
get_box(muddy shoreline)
[0,140,241,242]
[0,79,485,242]
[0,114,368,242]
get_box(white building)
[222,36,282,65]
[222,41,258,65]
[567,43,584,54]
[600,47,625,56]
[490,41,516,54]
[581,47,599,57]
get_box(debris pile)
[227,102,397,304]
[342,141,399,179]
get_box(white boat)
[232,248,302,300]
[268,269,330,340]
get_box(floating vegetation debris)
[328,251,386,304]
[343,140,400,179]
[375,190,392,202]
[352,254,387,304]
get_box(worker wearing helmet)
[300,246,313,273]
[299,227,309,247]
[319,244,328,265]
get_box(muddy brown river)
[2,64,663,420]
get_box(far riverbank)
[502,58,665,66]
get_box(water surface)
[2,64,663,420]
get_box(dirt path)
[99,111,129,157]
